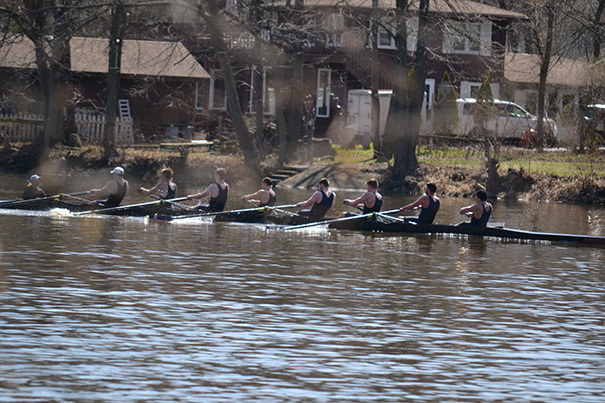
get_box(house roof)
[0,35,209,79]
[70,37,210,79]
[274,0,527,19]
[0,36,37,69]
[504,53,587,87]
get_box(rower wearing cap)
[90,166,129,208]
[23,174,47,200]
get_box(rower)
[338,178,382,218]
[398,183,440,224]
[23,174,47,200]
[241,177,276,207]
[187,167,229,212]
[295,177,335,219]
[457,190,492,227]
[138,168,177,199]
[90,167,129,208]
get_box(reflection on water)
[1,180,605,402]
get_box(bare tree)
[194,0,262,176]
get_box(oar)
[74,197,189,216]
[149,194,190,209]
[277,209,401,232]
[0,191,91,207]
[167,204,299,220]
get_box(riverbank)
[2,143,605,204]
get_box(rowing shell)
[328,215,605,246]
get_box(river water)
[1,174,604,402]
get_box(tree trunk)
[201,0,261,176]
[104,1,125,161]
[371,0,382,158]
[275,63,289,167]
[286,0,305,163]
[536,2,554,150]
[593,0,605,60]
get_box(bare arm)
[459,203,480,216]
[343,192,371,208]
[139,181,166,196]
[241,189,267,204]
[188,183,217,200]
[91,181,118,198]
[400,195,428,212]
[297,191,321,208]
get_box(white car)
[457,98,558,144]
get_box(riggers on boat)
[327,213,605,246]
[151,205,324,226]
[0,197,197,217]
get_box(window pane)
[317,70,330,117]
[213,74,226,109]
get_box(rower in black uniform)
[399,183,440,224]
[90,167,129,208]
[187,168,229,212]
[241,177,277,207]
[458,190,492,227]
[295,177,336,219]
[339,178,382,218]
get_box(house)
[70,37,210,138]
[250,0,529,141]
[0,35,210,142]
[502,52,589,145]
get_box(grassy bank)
[5,142,605,204]
[334,145,605,178]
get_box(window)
[195,82,204,110]
[460,81,500,100]
[371,18,418,51]
[249,66,276,115]
[304,18,316,48]
[323,13,344,47]
[316,69,331,118]
[443,21,491,55]
[209,70,226,110]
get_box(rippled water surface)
[1,181,605,402]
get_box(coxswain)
[22,174,47,200]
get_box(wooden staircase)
[270,166,308,186]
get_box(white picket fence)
[0,113,45,142]
[0,111,134,145]
[75,111,134,145]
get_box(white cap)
[30,174,40,181]
[110,167,125,175]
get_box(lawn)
[333,145,605,177]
